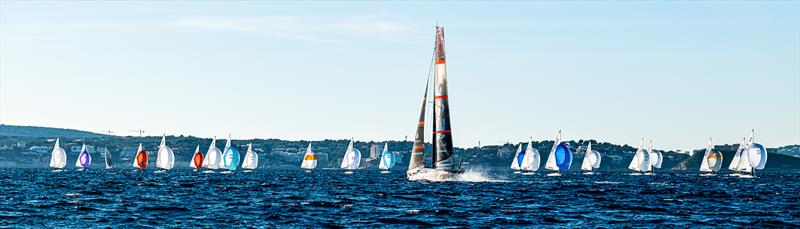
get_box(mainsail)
[221,134,240,171]
[301,144,317,170]
[379,143,396,170]
[510,144,524,170]
[728,138,746,171]
[628,138,652,172]
[49,138,67,169]
[103,148,113,169]
[202,137,222,170]
[156,135,175,170]
[648,140,662,169]
[545,131,562,171]
[133,143,148,169]
[340,140,361,170]
[75,144,91,169]
[581,143,601,172]
[241,143,258,170]
[520,140,540,172]
[189,145,204,169]
[431,26,456,171]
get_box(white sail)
[728,138,745,171]
[378,143,396,170]
[156,135,175,170]
[628,138,651,172]
[189,145,202,169]
[510,144,523,170]
[520,141,540,171]
[544,131,561,171]
[700,138,712,172]
[581,143,600,172]
[340,140,361,170]
[219,135,232,168]
[49,138,67,169]
[241,143,258,170]
[202,137,221,169]
[301,144,317,170]
[648,140,662,169]
[103,148,113,169]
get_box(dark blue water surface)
[0,169,797,227]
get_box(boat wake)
[407,168,505,182]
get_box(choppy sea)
[0,169,797,227]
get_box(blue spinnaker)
[555,143,572,171]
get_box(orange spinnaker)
[136,151,148,169]
[193,152,204,168]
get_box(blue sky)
[1,1,798,150]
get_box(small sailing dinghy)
[201,137,222,173]
[133,143,148,170]
[628,138,652,175]
[156,135,175,172]
[103,147,114,169]
[544,131,572,176]
[220,134,240,172]
[49,138,67,171]
[740,129,768,178]
[648,140,662,171]
[379,143,396,173]
[728,137,751,176]
[241,143,258,172]
[700,137,723,175]
[189,145,204,171]
[301,144,317,171]
[510,144,525,174]
[406,25,465,181]
[75,144,91,171]
[580,142,601,174]
[340,139,361,174]
[520,140,540,175]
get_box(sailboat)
[189,145,204,171]
[301,144,317,171]
[379,143,395,173]
[519,140,540,174]
[544,130,573,176]
[241,143,258,171]
[648,140,662,170]
[700,137,723,175]
[406,25,464,180]
[103,147,114,169]
[340,139,361,173]
[74,144,91,170]
[739,129,768,178]
[155,135,175,171]
[220,134,240,172]
[133,143,148,170]
[628,138,652,174]
[201,137,222,172]
[510,144,524,173]
[729,137,751,176]
[49,138,67,171]
[580,142,601,174]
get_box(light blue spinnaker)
[221,134,240,171]
[379,143,395,170]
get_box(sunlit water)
[0,169,797,227]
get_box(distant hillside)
[0,124,107,138]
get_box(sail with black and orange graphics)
[431,26,455,171]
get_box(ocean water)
[0,169,797,227]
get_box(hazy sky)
[1,1,798,150]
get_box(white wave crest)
[407,168,505,182]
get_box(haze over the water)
[0,2,798,149]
